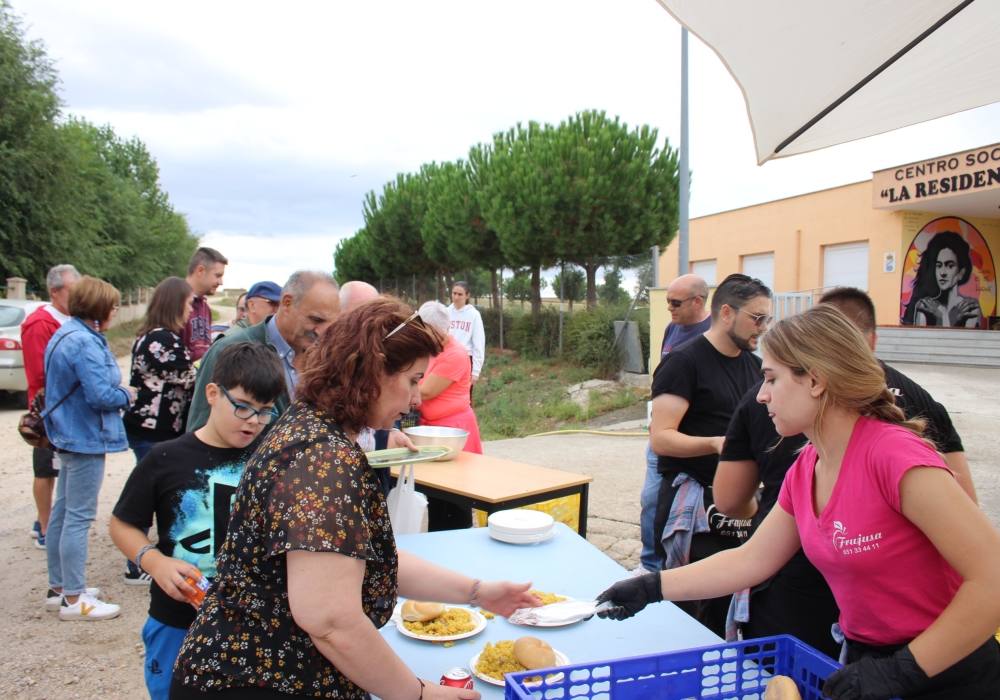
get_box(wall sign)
[873,143,1000,209]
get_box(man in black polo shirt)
[649,273,773,637]
[714,286,976,657]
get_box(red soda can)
[440,667,474,690]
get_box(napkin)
[508,600,613,625]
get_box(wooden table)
[390,451,593,536]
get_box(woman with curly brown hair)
[171,298,539,700]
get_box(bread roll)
[513,636,557,670]
[764,675,801,700]
[401,600,445,622]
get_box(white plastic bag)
[387,463,428,535]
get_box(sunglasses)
[734,307,774,328]
[667,296,698,309]
[384,310,424,340]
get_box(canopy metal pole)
[678,27,690,276]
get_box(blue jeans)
[46,451,105,596]
[639,443,664,572]
[142,617,188,700]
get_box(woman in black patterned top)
[171,298,540,700]
[124,277,197,462]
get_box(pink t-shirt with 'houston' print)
[778,415,961,646]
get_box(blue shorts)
[141,617,188,700]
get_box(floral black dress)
[124,328,196,441]
[173,401,398,697]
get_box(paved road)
[485,362,1000,570]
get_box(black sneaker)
[124,560,152,586]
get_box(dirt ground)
[2,358,997,699]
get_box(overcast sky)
[15,0,1000,291]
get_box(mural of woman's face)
[935,247,963,292]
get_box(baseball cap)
[246,281,281,303]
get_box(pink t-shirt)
[778,416,961,646]
[419,336,472,422]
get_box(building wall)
[658,181,906,325]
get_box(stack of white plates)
[487,509,555,544]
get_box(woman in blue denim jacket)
[43,276,135,621]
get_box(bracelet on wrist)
[135,543,157,572]
[416,677,425,700]
[469,579,482,607]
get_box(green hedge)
[479,304,650,376]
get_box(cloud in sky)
[15,0,1000,289]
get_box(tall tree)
[548,111,680,308]
[333,229,378,285]
[0,3,195,291]
[423,155,506,309]
[362,171,435,298]
[504,268,546,308]
[598,266,630,305]
[552,265,586,311]
[0,1,64,288]
[475,124,560,317]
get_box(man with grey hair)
[339,280,380,313]
[186,270,340,430]
[21,264,81,548]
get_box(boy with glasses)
[109,343,285,700]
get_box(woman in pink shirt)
[596,305,1000,699]
[416,301,482,454]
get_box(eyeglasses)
[667,296,698,309]
[384,310,423,340]
[219,386,278,424]
[734,307,773,328]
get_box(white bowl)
[402,426,468,460]
[487,509,554,534]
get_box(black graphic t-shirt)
[651,335,762,486]
[173,401,398,698]
[113,432,251,628]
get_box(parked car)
[0,299,46,404]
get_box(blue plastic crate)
[504,635,840,700]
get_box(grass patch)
[473,350,646,440]
[105,319,142,357]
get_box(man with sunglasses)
[634,275,712,574]
[648,272,772,637]
[186,271,340,431]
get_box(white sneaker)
[45,587,101,612]
[58,592,120,621]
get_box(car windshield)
[0,305,26,328]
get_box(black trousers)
[845,637,1000,699]
[652,473,742,639]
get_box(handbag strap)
[39,331,82,419]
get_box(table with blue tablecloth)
[383,523,721,698]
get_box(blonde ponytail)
[760,305,925,441]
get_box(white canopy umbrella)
[655,0,1000,164]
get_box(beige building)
[650,142,1000,369]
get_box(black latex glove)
[823,646,929,700]
[594,572,663,621]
